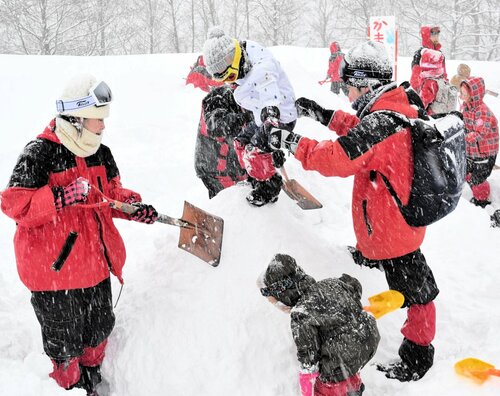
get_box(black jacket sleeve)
[203,87,252,138]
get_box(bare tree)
[308,0,337,47]
[0,0,498,59]
[130,0,168,54]
[253,0,303,46]
[0,0,92,54]
[165,0,181,52]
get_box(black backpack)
[378,111,466,227]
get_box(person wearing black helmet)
[268,41,439,383]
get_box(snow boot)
[376,338,434,382]
[246,173,283,207]
[347,383,365,395]
[470,197,491,208]
[74,365,103,395]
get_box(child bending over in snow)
[258,254,380,396]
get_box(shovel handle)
[487,368,500,377]
[280,165,290,182]
[110,201,194,229]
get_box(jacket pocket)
[51,231,79,272]
[362,200,372,236]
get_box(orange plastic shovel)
[363,290,405,319]
[455,358,500,383]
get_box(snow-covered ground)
[0,47,499,396]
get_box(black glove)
[272,150,286,168]
[130,203,158,224]
[260,106,280,128]
[347,246,383,270]
[241,110,254,123]
[269,128,302,153]
[295,97,334,126]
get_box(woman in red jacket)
[271,41,439,384]
[1,74,158,395]
[460,77,499,207]
[410,26,447,91]
[325,42,349,96]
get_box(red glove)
[53,177,90,210]
[299,372,319,396]
[130,203,158,224]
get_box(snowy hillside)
[0,47,499,396]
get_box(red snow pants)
[314,373,363,396]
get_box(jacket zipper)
[362,200,373,236]
[95,176,113,272]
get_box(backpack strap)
[371,110,414,212]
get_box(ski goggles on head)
[260,277,295,298]
[212,40,242,83]
[338,58,392,85]
[430,28,440,35]
[56,81,113,113]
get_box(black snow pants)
[31,277,115,361]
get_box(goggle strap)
[56,95,95,112]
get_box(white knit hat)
[203,27,236,76]
[58,73,110,119]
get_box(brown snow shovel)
[111,200,224,267]
[280,166,323,210]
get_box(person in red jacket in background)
[324,42,349,96]
[410,26,447,91]
[270,41,439,383]
[460,77,499,208]
[1,74,158,395]
[185,54,224,92]
[418,48,452,115]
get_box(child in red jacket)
[325,42,349,96]
[410,26,447,91]
[460,77,499,207]
[418,48,456,114]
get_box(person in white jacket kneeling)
[202,27,298,207]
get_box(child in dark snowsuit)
[326,42,349,96]
[258,254,380,396]
[195,84,250,198]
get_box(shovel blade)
[282,179,323,210]
[455,358,496,383]
[178,201,224,267]
[364,290,405,319]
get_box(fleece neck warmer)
[55,117,102,157]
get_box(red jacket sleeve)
[327,56,343,81]
[294,137,373,178]
[107,176,143,220]
[410,65,421,90]
[1,185,57,228]
[327,110,360,137]
[420,79,438,110]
